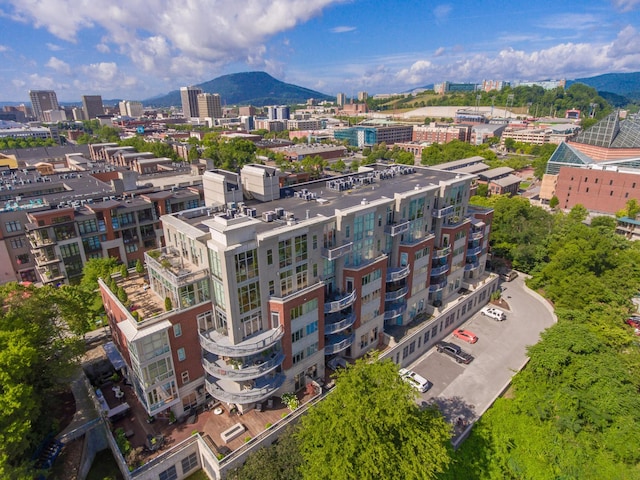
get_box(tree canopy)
[297,355,452,480]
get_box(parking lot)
[407,274,556,436]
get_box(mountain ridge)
[143,71,333,108]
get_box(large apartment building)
[100,163,494,430]
[29,90,59,122]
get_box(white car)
[399,368,432,393]
[480,306,507,321]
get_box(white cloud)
[434,47,445,57]
[433,4,452,23]
[2,0,342,80]
[330,26,356,33]
[46,42,63,51]
[612,0,640,11]
[46,56,71,75]
[537,13,599,31]
[0,45,9,52]
[96,43,110,53]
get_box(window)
[181,371,190,384]
[609,179,613,186]
[173,324,182,338]
[292,350,304,364]
[16,253,29,265]
[5,221,21,232]
[292,328,304,343]
[235,249,258,282]
[280,270,294,296]
[345,225,350,238]
[159,465,177,480]
[291,299,318,320]
[181,453,198,474]
[294,235,307,262]
[312,235,318,249]
[238,282,261,313]
[267,249,273,265]
[306,342,318,356]
[177,348,186,361]
[278,239,292,268]
[306,321,318,335]
[296,264,308,289]
[268,280,275,295]
[9,238,24,249]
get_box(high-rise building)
[267,105,290,121]
[119,100,144,118]
[82,95,104,119]
[180,86,203,119]
[357,91,368,102]
[29,90,59,122]
[197,93,222,119]
[336,93,347,107]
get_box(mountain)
[568,72,640,100]
[144,71,333,108]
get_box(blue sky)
[1,0,640,102]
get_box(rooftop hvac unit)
[248,208,257,218]
[262,211,276,222]
[274,207,285,218]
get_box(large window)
[77,219,98,234]
[181,453,199,474]
[5,221,21,232]
[241,314,262,339]
[296,264,308,290]
[294,235,307,262]
[290,298,318,320]
[238,282,260,314]
[279,239,292,268]
[235,249,258,283]
[209,249,223,280]
[158,465,177,480]
[280,270,293,296]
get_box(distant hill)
[144,71,333,108]
[568,72,640,100]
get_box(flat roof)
[432,156,486,170]
[479,167,514,180]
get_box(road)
[407,274,556,442]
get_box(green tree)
[549,195,559,208]
[298,356,452,480]
[616,198,640,219]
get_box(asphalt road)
[408,274,556,437]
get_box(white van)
[480,306,507,321]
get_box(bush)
[135,259,144,274]
[281,392,299,410]
[164,297,173,311]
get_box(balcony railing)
[199,326,284,356]
[324,333,355,355]
[431,205,455,218]
[466,246,482,257]
[432,246,451,260]
[205,373,286,404]
[324,312,356,335]
[465,262,480,272]
[430,264,449,276]
[202,351,285,381]
[324,290,357,314]
[429,280,447,292]
[386,266,410,283]
[383,303,407,321]
[385,220,410,236]
[35,254,60,266]
[28,234,56,248]
[321,242,353,261]
[385,286,409,302]
[470,230,484,241]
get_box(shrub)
[265,422,273,429]
[164,297,173,311]
[244,436,252,443]
[135,259,144,274]
[281,392,299,410]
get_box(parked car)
[436,341,474,364]
[453,329,478,344]
[625,317,640,328]
[480,306,507,321]
[399,368,432,393]
[500,270,518,282]
[327,356,348,371]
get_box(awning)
[102,341,127,371]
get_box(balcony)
[324,312,356,335]
[324,333,355,355]
[385,220,410,237]
[28,233,55,248]
[386,266,410,283]
[199,326,284,357]
[470,230,484,241]
[35,253,60,266]
[430,264,449,276]
[465,262,480,275]
[202,351,285,381]
[431,205,455,218]
[321,242,353,261]
[429,280,447,293]
[324,290,357,314]
[466,246,483,257]
[145,247,209,288]
[432,246,451,260]
[385,286,409,302]
[205,373,286,404]
[383,303,407,321]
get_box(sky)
[1,0,640,103]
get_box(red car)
[453,329,478,344]
[626,317,640,328]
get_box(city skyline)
[1,0,639,102]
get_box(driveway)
[408,274,556,441]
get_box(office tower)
[197,93,222,119]
[180,86,203,119]
[275,105,290,121]
[119,100,144,118]
[358,91,368,102]
[82,95,104,119]
[336,93,347,107]
[29,90,59,122]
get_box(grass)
[185,470,211,480]
[86,449,124,480]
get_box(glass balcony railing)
[384,220,410,236]
[383,303,407,321]
[324,290,357,314]
[470,230,484,241]
[385,286,409,302]
[324,312,356,335]
[430,264,449,276]
[202,351,285,381]
[465,262,480,272]
[324,333,355,355]
[205,373,286,404]
[386,266,410,283]
[431,205,455,218]
[199,326,284,356]
[432,246,451,260]
[429,280,447,293]
[321,242,353,260]
[466,246,482,257]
